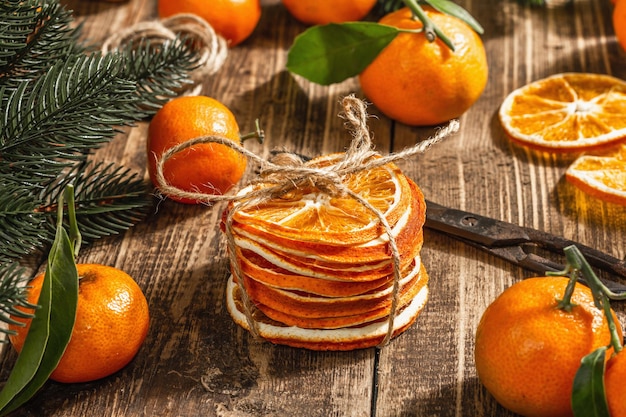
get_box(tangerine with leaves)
[474,277,623,417]
[157,0,261,46]
[147,96,248,204]
[9,264,150,383]
[605,348,626,417]
[358,6,488,126]
[281,0,377,25]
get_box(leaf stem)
[240,119,265,144]
[564,245,623,354]
[402,0,456,51]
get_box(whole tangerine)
[157,0,261,47]
[281,0,377,25]
[358,7,488,126]
[605,349,626,417]
[147,95,247,204]
[9,264,150,384]
[614,0,626,51]
[474,277,622,417]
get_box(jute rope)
[154,95,460,347]
[102,14,228,92]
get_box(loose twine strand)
[102,14,228,93]
[154,95,460,347]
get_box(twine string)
[102,14,228,92]
[154,95,460,346]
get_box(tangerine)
[358,6,488,126]
[147,95,247,204]
[474,277,623,417]
[9,264,150,383]
[605,349,626,417]
[157,0,261,47]
[281,0,377,25]
[615,0,626,51]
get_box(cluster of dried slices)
[222,153,429,350]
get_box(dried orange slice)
[499,73,626,152]
[230,153,413,245]
[565,144,626,205]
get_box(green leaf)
[423,0,484,34]
[0,187,79,416]
[572,347,610,417]
[287,22,400,85]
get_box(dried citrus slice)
[225,265,429,351]
[565,144,626,205]
[230,153,413,245]
[499,73,626,152]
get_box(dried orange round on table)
[565,143,626,205]
[147,95,247,204]
[474,277,622,417]
[499,73,626,152]
[281,0,377,25]
[9,264,150,383]
[157,0,261,47]
[222,153,429,350]
[358,7,488,126]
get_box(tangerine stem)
[402,0,456,50]
[64,185,81,258]
[554,263,578,312]
[240,119,265,144]
[564,245,623,354]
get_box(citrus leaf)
[572,346,610,417]
[286,22,400,85]
[0,188,79,416]
[423,0,484,34]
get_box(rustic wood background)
[2,0,626,416]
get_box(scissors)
[424,200,626,292]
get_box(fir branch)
[39,162,152,242]
[0,0,202,336]
[0,261,37,342]
[0,0,83,86]
[0,184,49,260]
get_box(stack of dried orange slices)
[222,152,429,350]
[499,72,626,205]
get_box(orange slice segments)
[565,144,626,205]
[499,73,626,152]
[230,153,412,245]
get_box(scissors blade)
[424,200,626,280]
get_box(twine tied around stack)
[154,95,460,347]
[102,14,228,93]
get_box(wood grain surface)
[1,0,625,416]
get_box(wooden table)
[2,0,626,416]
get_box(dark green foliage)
[0,0,200,338]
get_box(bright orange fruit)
[565,143,626,205]
[499,73,626,152]
[358,7,488,126]
[281,0,377,25]
[157,0,261,47]
[474,277,622,417]
[9,264,150,383]
[147,95,247,204]
[605,349,626,417]
[615,0,626,51]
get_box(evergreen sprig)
[0,0,201,338]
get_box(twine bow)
[154,95,460,347]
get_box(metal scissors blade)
[424,200,626,288]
